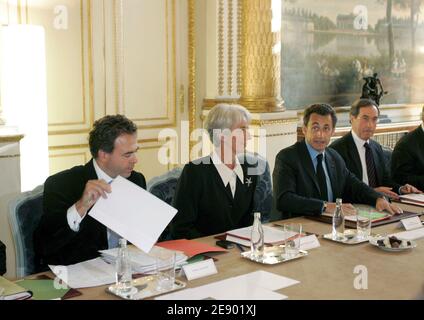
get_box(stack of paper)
[49,257,116,289]
[0,276,32,300]
[99,245,187,274]
[399,194,424,207]
[156,270,299,300]
[226,225,297,247]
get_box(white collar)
[351,130,370,149]
[211,151,244,186]
[93,159,114,183]
[421,123,424,133]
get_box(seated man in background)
[330,99,420,200]
[34,115,146,266]
[272,103,401,221]
[391,106,424,191]
[171,104,258,239]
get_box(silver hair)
[204,103,252,147]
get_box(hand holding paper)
[89,176,177,253]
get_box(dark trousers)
[0,240,6,275]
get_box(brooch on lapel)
[245,177,252,187]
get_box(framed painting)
[281,0,424,109]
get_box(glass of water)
[356,208,372,240]
[283,223,303,259]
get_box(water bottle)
[116,238,133,294]
[250,212,264,260]
[332,198,345,240]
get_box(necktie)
[316,154,329,201]
[364,142,378,188]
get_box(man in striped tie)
[330,99,421,201]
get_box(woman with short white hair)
[171,104,258,239]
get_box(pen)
[235,243,245,252]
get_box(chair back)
[241,152,273,222]
[147,167,183,241]
[8,185,44,277]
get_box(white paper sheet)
[156,271,297,300]
[49,258,116,289]
[390,227,424,240]
[399,193,424,203]
[230,270,299,291]
[89,175,177,253]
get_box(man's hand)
[374,186,399,200]
[325,202,357,215]
[375,197,403,215]
[75,179,112,217]
[400,184,423,194]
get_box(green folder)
[16,279,70,300]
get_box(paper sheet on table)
[89,175,177,253]
[399,193,424,203]
[156,271,297,300]
[49,258,116,289]
[390,227,424,240]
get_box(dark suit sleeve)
[392,142,424,189]
[375,144,401,193]
[272,153,324,220]
[170,164,203,239]
[342,166,381,206]
[35,173,85,257]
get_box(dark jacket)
[391,126,424,190]
[330,131,401,192]
[34,159,146,266]
[171,155,257,239]
[272,140,381,220]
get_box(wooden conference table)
[29,202,424,300]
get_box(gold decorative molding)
[239,0,284,113]
[202,98,240,109]
[0,154,20,159]
[115,0,177,129]
[253,132,297,138]
[48,138,163,151]
[236,0,242,96]
[0,135,24,143]
[44,0,92,128]
[218,0,224,96]
[227,0,234,96]
[188,0,196,156]
[251,118,299,126]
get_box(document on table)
[49,258,116,289]
[390,227,424,240]
[156,271,299,300]
[89,175,178,253]
[226,225,297,246]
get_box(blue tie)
[108,229,121,249]
[105,178,121,249]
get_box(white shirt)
[211,152,244,197]
[351,130,371,185]
[421,123,424,133]
[66,160,113,233]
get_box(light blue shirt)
[305,142,334,202]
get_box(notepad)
[156,239,227,258]
[16,279,70,300]
[0,276,32,300]
[226,225,297,246]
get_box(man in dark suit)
[330,99,420,200]
[392,106,424,190]
[34,115,146,266]
[272,103,401,220]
